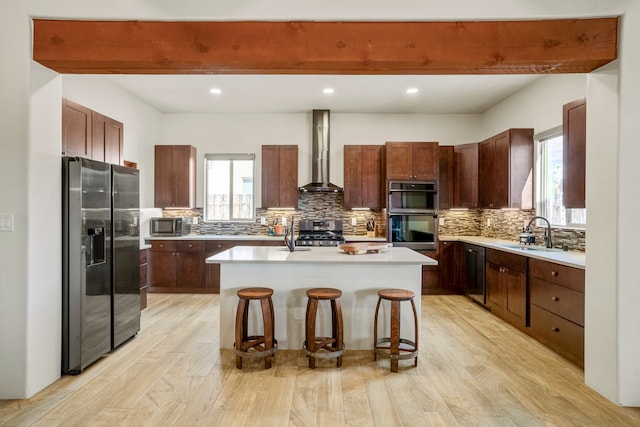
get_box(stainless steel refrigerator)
[111,163,141,349]
[62,157,140,374]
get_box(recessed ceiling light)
[323,88,335,94]
[209,88,222,95]
[406,88,419,94]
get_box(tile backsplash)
[159,196,585,252]
[161,192,386,237]
[438,208,585,252]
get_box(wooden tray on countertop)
[338,242,392,255]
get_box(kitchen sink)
[495,243,563,253]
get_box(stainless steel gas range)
[296,219,346,247]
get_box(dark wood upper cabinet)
[91,111,123,165]
[344,145,382,210]
[62,98,92,158]
[261,145,298,208]
[454,143,479,208]
[62,98,124,166]
[154,145,197,208]
[385,142,439,181]
[563,98,586,209]
[438,146,454,210]
[478,129,533,209]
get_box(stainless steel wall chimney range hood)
[299,110,343,193]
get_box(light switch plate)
[260,216,267,225]
[351,217,357,226]
[0,213,14,232]
[439,218,445,226]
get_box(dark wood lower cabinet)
[148,239,284,294]
[148,240,207,293]
[528,258,585,368]
[420,250,440,295]
[421,242,463,295]
[486,248,527,329]
[139,249,148,310]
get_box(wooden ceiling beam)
[32,19,618,75]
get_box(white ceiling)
[103,74,543,115]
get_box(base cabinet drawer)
[530,277,584,326]
[530,304,584,368]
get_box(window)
[204,154,255,221]
[534,127,586,228]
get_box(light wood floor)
[2,294,640,426]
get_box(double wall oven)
[387,181,438,250]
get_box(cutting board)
[338,242,392,255]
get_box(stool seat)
[235,286,277,369]
[304,287,344,369]
[378,288,414,301]
[237,287,274,299]
[374,288,418,373]
[306,287,342,300]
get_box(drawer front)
[530,304,584,368]
[486,248,527,273]
[205,240,236,255]
[529,258,584,292]
[176,240,205,252]
[150,240,176,251]
[530,277,584,326]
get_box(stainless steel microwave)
[388,181,437,213]
[150,217,190,236]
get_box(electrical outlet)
[439,218,445,227]
[260,216,267,225]
[282,216,287,226]
[487,218,492,226]
[351,217,357,226]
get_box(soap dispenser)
[519,228,528,245]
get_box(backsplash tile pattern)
[161,193,385,237]
[160,198,585,251]
[438,208,585,252]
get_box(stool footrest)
[374,337,418,361]
[235,337,278,359]
[303,339,345,360]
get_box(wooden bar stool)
[234,287,277,369]
[373,288,418,372]
[303,288,345,368]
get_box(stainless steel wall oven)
[387,181,438,250]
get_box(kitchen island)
[206,245,437,350]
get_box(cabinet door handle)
[188,244,193,248]
[159,244,164,248]
[551,327,560,333]
[551,296,559,302]
[551,271,558,277]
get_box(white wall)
[481,74,587,138]
[159,112,481,207]
[2,0,638,403]
[611,8,640,404]
[584,61,620,402]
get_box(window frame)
[534,126,586,230]
[203,153,256,222]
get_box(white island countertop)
[206,245,437,265]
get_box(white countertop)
[145,234,385,242]
[439,235,585,269]
[206,245,437,265]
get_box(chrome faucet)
[526,216,553,248]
